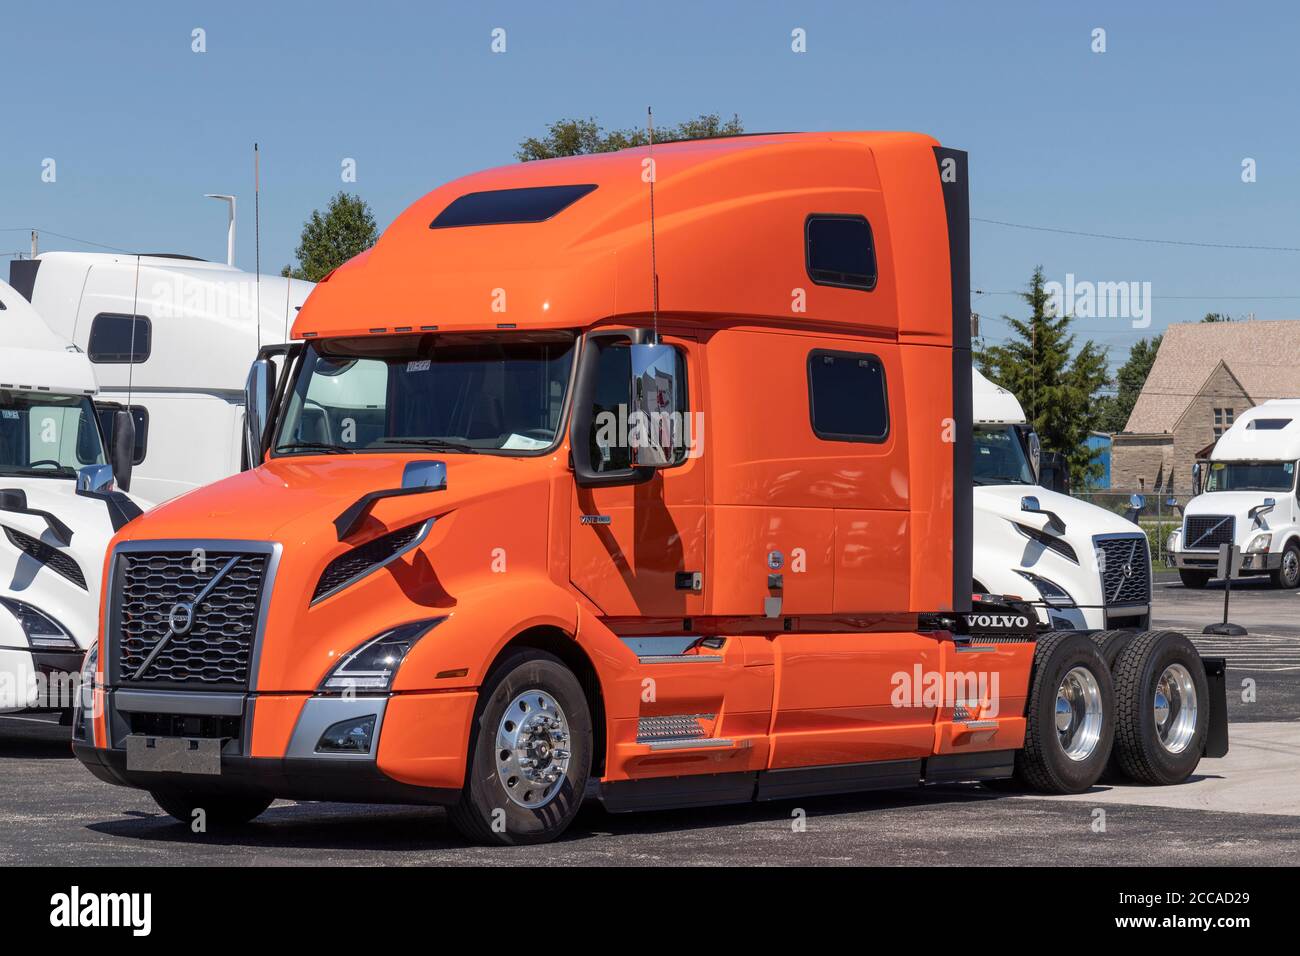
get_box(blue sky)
[3,1,1298,373]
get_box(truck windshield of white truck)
[1205,460,1296,493]
[274,333,576,457]
[0,391,106,478]
[973,425,1035,485]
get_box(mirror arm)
[0,500,73,546]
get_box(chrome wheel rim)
[1283,550,1299,586]
[1055,666,1104,761]
[496,689,571,809]
[1154,663,1198,754]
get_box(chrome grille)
[1095,535,1151,607]
[113,548,268,687]
[1184,515,1235,551]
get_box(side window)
[88,313,151,363]
[805,214,877,291]
[586,343,689,473]
[807,350,888,443]
[94,404,149,464]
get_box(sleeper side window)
[88,313,151,364]
[807,350,889,443]
[805,214,877,291]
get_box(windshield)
[274,333,577,457]
[1205,460,1296,493]
[0,390,106,478]
[973,425,1035,485]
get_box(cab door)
[568,333,706,618]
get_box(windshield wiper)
[275,441,355,455]
[974,476,1030,485]
[370,437,478,454]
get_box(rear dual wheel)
[1111,630,1209,785]
[1015,632,1115,793]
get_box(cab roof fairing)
[1212,400,1300,461]
[291,131,953,343]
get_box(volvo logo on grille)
[1122,562,1134,579]
[167,601,195,634]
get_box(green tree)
[281,191,378,282]
[1201,311,1233,323]
[1096,334,1163,434]
[976,266,1111,485]
[516,113,744,161]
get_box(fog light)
[315,716,376,754]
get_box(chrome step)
[637,714,711,744]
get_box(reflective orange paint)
[87,132,1013,801]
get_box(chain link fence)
[1072,491,1185,568]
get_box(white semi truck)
[972,369,1152,630]
[1168,399,1300,589]
[0,278,143,714]
[9,252,311,505]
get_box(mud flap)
[1201,656,1229,758]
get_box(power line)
[0,226,131,253]
[972,217,1300,253]
[974,289,1300,301]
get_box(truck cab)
[73,133,1224,844]
[0,278,142,714]
[1169,400,1300,589]
[9,253,312,506]
[972,369,1152,629]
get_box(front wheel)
[150,789,273,829]
[449,648,593,846]
[1270,541,1300,590]
[1178,569,1212,589]
[1014,632,1115,793]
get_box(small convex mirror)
[628,343,681,468]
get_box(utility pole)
[30,230,38,258]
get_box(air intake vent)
[312,520,431,604]
[3,525,87,589]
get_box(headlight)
[1247,533,1272,553]
[0,597,77,650]
[319,618,445,694]
[72,642,97,742]
[1013,569,1075,606]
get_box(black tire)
[1179,570,1212,589]
[1270,540,1300,590]
[1015,632,1115,793]
[1112,630,1210,785]
[448,648,593,846]
[1088,629,1139,670]
[150,789,273,828]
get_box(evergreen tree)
[977,266,1110,484]
[1097,335,1162,434]
[516,113,744,161]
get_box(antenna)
[254,143,261,352]
[647,107,658,342]
[283,275,293,343]
[204,194,236,266]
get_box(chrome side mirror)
[1249,497,1277,521]
[1020,495,1041,513]
[77,464,115,493]
[243,358,274,468]
[1191,461,1202,497]
[402,460,448,491]
[1027,431,1042,482]
[109,409,135,493]
[1021,494,1066,533]
[628,342,682,468]
[1129,493,1145,511]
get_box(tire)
[1088,629,1139,670]
[448,648,593,846]
[1270,541,1300,590]
[1014,632,1115,793]
[1112,630,1210,785]
[1179,570,1212,589]
[150,789,273,828]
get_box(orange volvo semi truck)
[73,132,1227,844]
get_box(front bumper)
[1173,550,1281,572]
[0,646,83,712]
[74,686,474,805]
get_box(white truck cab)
[972,369,1152,630]
[9,252,312,506]
[0,279,144,713]
[1169,400,1300,589]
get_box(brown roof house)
[1111,319,1300,494]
